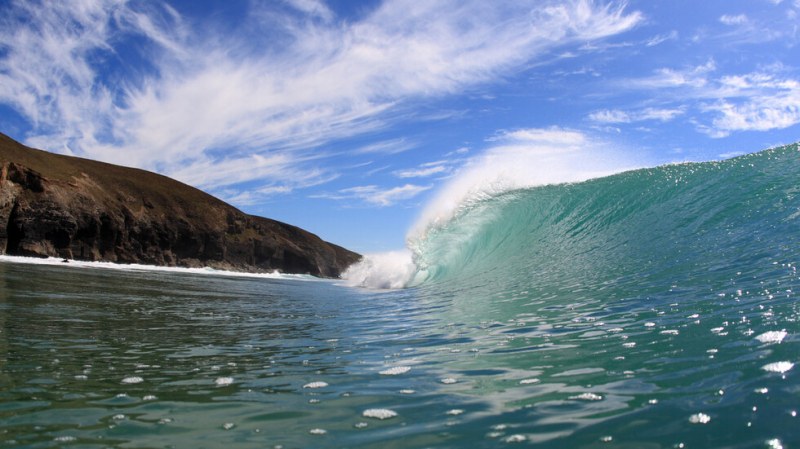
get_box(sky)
[1,0,799,254]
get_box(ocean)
[1,143,799,448]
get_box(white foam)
[362,408,398,419]
[519,378,540,385]
[0,254,318,281]
[755,330,787,344]
[762,361,794,373]
[379,366,411,376]
[302,381,329,389]
[689,413,711,424]
[569,392,603,401]
[505,434,527,443]
[341,250,416,289]
[215,377,234,386]
[121,376,144,384]
[767,439,784,449]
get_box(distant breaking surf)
[0,254,321,281]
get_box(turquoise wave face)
[410,143,800,289]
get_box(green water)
[1,144,799,448]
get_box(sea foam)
[0,254,317,281]
[362,408,398,419]
[341,250,416,289]
[755,330,787,344]
[379,366,411,375]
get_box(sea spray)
[341,250,417,289]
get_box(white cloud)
[283,0,335,22]
[221,186,294,206]
[589,107,684,124]
[588,109,631,123]
[632,61,717,89]
[645,30,678,47]
[695,72,800,136]
[703,87,800,137]
[352,138,416,155]
[492,127,588,146]
[445,147,470,156]
[618,60,800,137]
[713,9,794,45]
[0,0,642,205]
[393,165,448,178]
[720,14,748,26]
[318,183,432,207]
[638,107,686,121]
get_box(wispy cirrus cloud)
[720,14,748,26]
[282,0,335,22]
[644,30,678,47]
[314,183,432,207]
[393,165,448,179]
[351,138,417,155]
[0,0,642,205]
[589,107,685,124]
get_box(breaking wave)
[343,142,799,290]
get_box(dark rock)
[0,133,361,277]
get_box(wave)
[344,142,800,289]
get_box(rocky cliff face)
[0,133,361,277]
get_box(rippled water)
[0,255,798,448]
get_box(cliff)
[0,133,361,277]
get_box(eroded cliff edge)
[0,133,361,277]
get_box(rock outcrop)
[0,133,361,277]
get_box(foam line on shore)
[0,254,322,281]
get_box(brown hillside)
[0,133,361,277]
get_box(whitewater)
[1,142,798,448]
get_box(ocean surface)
[1,143,799,448]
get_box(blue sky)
[1,0,799,254]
